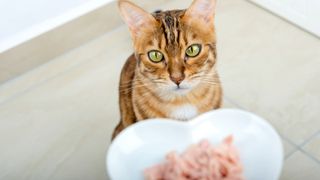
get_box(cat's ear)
[118,0,157,38]
[184,0,216,25]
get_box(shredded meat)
[144,136,244,180]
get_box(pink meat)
[144,136,244,180]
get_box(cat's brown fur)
[112,0,222,139]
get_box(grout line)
[284,148,320,165]
[299,148,320,165]
[297,130,320,164]
[223,96,247,110]
[282,131,320,163]
[281,135,298,147]
[285,150,297,160]
[281,135,299,160]
[298,130,320,148]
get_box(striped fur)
[112,0,222,139]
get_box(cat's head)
[119,0,217,97]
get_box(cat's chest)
[168,104,198,121]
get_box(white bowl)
[107,109,283,180]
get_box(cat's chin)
[172,87,191,95]
[158,82,195,98]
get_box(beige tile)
[222,99,235,109]
[222,97,239,109]
[216,0,320,144]
[0,68,13,83]
[280,151,320,180]
[0,26,130,105]
[303,133,320,161]
[0,29,132,180]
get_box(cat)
[112,0,222,139]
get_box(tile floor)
[0,0,319,179]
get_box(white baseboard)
[248,0,320,38]
[0,0,115,53]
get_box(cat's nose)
[170,74,185,86]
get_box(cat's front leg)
[111,121,124,140]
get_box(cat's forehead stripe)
[154,10,185,55]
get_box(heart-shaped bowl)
[107,109,283,180]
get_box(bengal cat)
[112,0,222,139]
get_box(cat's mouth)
[173,86,191,93]
[164,81,194,95]
[175,86,188,90]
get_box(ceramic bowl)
[107,109,283,180]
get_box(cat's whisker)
[200,77,219,81]
[121,78,145,83]
[136,91,155,103]
[120,81,162,94]
[120,84,142,89]
[201,75,218,78]
[200,82,219,86]
[120,79,155,88]
[200,78,219,83]
[200,77,217,80]
[202,81,219,84]
[120,85,150,93]
[189,72,218,79]
[200,74,218,77]
[120,82,151,88]
[200,78,218,82]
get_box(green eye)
[186,44,201,57]
[148,50,164,63]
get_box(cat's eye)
[186,44,201,57]
[148,50,164,63]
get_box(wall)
[249,0,320,38]
[0,0,114,53]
